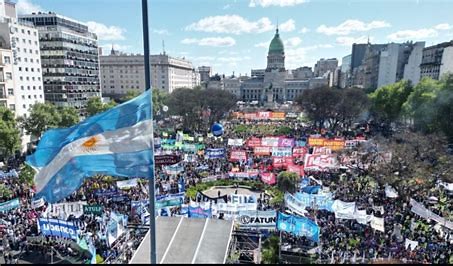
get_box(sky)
[14,0,453,76]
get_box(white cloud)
[387,28,438,41]
[185,15,274,34]
[15,0,43,14]
[299,27,310,34]
[249,0,309,7]
[86,21,126,41]
[285,44,333,69]
[336,36,373,46]
[317,19,391,36]
[152,28,170,35]
[181,37,236,47]
[434,23,453,30]
[284,37,302,48]
[279,19,296,32]
[254,41,268,48]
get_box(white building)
[100,50,199,99]
[0,47,15,111]
[377,43,400,88]
[403,42,425,85]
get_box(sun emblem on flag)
[82,136,100,152]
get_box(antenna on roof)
[276,18,279,33]
[162,40,166,55]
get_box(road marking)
[160,216,184,263]
[191,218,209,264]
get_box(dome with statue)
[268,28,284,55]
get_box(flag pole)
[141,0,157,264]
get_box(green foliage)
[19,103,79,139]
[95,254,104,264]
[0,183,13,199]
[277,171,299,194]
[261,235,280,264]
[369,80,413,123]
[86,97,117,117]
[274,126,293,135]
[434,74,453,142]
[0,107,20,158]
[121,90,141,102]
[19,164,36,186]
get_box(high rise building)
[314,58,338,77]
[19,12,101,117]
[99,50,200,100]
[340,54,351,88]
[292,66,313,79]
[420,40,453,80]
[197,66,211,83]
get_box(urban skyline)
[12,0,453,75]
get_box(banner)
[38,218,79,240]
[294,192,334,212]
[156,198,183,209]
[293,147,308,158]
[272,157,286,168]
[247,137,262,147]
[94,189,122,197]
[272,147,292,157]
[228,170,259,179]
[385,185,398,198]
[0,198,20,212]
[196,191,228,204]
[164,163,184,175]
[237,210,277,229]
[331,200,356,220]
[304,154,339,171]
[409,199,453,230]
[257,111,271,119]
[308,137,325,147]
[284,193,309,216]
[270,112,285,120]
[370,216,385,232]
[254,146,271,156]
[0,169,18,179]
[50,201,87,220]
[405,239,418,251]
[276,212,319,242]
[260,172,276,185]
[216,202,257,218]
[188,202,212,218]
[228,138,244,146]
[262,137,280,147]
[287,164,304,177]
[155,154,181,166]
[230,194,257,204]
[205,148,226,159]
[323,139,345,151]
[116,178,138,189]
[230,151,247,162]
[83,204,103,216]
[278,138,295,147]
[31,197,45,209]
[301,186,321,194]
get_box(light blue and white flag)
[26,90,154,203]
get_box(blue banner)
[276,212,319,242]
[188,206,212,218]
[0,198,20,212]
[38,218,79,240]
[0,169,19,179]
[300,178,310,188]
[294,192,334,212]
[94,189,122,197]
[205,148,225,159]
[156,192,185,201]
[301,186,321,194]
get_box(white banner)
[331,200,356,220]
[261,137,280,147]
[385,185,398,198]
[230,194,257,204]
[370,216,385,232]
[116,178,139,189]
[216,202,257,219]
[228,138,244,146]
[237,210,277,229]
[405,238,418,251]
[50,201,87,220]
[410,198,453,230]
[271,147,292,157]
[31,197,46,209]
[284,193,308,216]
[304,154,339,171]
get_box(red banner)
[272,157,286,168]
[293,147,308,158]
[287,164,305,177]
[244,112,257,120]
[260,172,276,185]
[247,137,262,147]
[257,111,271,119]
[254,146,271,156]
[312,147,332,155]
[230,151,247,161]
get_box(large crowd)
[0,110,451,264]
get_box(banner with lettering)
[247,137,262,147]
[272,147,293,157]
[230,151,247,162]
[278,138,295,147]
[0,198,20,212]
[205,148,226,159]
[262,137,280,147]
[188,204,212,218]
[228,170,259,179]
[304,154,339,171]
[287,164,305,177]
[323,139,345,151]
[260,172,276,185]
[228,138,244,146]
[257,111,271,119]
[294,192,334,212]
[116,178,138,189]
[31,197,45,209]
[284,193,309,216]
[230,194,257,204]
[293,147,308,159]
[254,146,271,156]
[164,163,184,175]
[38,218,79,240]
[312,147,332,155]
[270,112,285,120]
[308,137,325,147]
[276,212,320,242]
[272,157,286,168]
[83,204,103,216]
[237,210,277,229]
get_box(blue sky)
[15,0,453,76]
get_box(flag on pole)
[26,90,154,203]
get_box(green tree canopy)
[434,74,453,142]
[0,107,21,159]
[58,106,80,127]
[277,171,299,194]
[86,97,117,117]
[369,80,413,124]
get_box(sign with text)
[247,137,262,147]
[83,204,103,216]
[304,154,339,171]
[272,147,292,157]
[230,150,247,162]
[254,146,271,156]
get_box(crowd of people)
[0,109,451,264]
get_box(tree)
[261,235,280,264]
[58,106,80,127]
[0,107,20,159]
[202,89,237,126]
[434,74,453,142]
[86,97,117,117]
[19,163,36,185]
[403,77,441,133]
[369,80,413,124]
[336,87,370,130]
[277,171,299,194]
[120,90,141,102]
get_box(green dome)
[268,29,284,54]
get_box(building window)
[28,95,31,99]
[34,95,37,99]
[22,104,26,109]
[5,72,12,80]
[22,95,25,99]
[7,88,13,95]
[9,104,15,111]
[25,67,28,72]
[29,49,32,53]
[27,86,30,90]
[33,86,36,90]
[4,56,10,64]
[21,86,24,90]
[22,38,26,43]
[19,67,22,71]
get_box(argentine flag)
[26,90,154,203]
